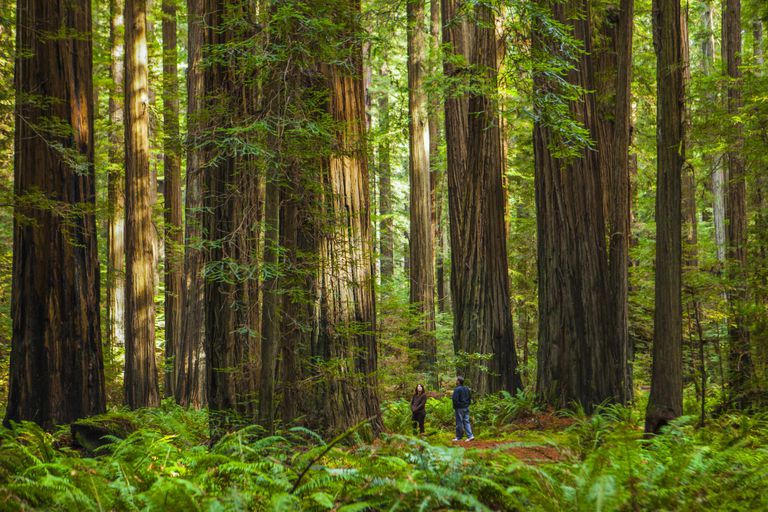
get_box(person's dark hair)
[414,384,425,395]
[456,376,464,385]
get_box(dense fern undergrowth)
[1,393,767,511]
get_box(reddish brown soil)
[448,410,573,463]
[450,439,564,463]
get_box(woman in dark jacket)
[410,384,427,434]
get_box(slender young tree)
[429,0,447,312]
[646,0,684,434]
[700,2,727,265]
[258,172,280,431]
[108,0,126,351]
[124,0,160,408]
[407,0,436,370]
[723,0,754,403]
[175,0,206,407]
[680,4,697,269]
[442,0,521,394]
[6,0,105,428]
[378,63,394,280]
[162,0,183,398]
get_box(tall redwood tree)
[6,0,105,428]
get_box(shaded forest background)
[0,0,767,438]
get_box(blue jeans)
[455,408,473,439]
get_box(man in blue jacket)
[452,376,474,441]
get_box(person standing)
[410,384,427,434]
[452,376,474,441]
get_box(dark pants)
[412,410,426,434]
[455,408,473,439]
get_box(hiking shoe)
[465,436,475,442]
[452,438,461,442]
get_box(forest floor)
[446,411,573,463]
[2,397,767,510]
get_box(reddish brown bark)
[6,0,105,428]
[124,0,160,409]
[162,0,183,398]
[314,54,383,434]
[407,0,436,370]
[534,0,629,410]
[175,0,206,408]
[646,0,684,434]
[378,63,394,280]
[203,0,261,433]
[442,0,521,395]
[722,0,754,402]
[107,0,126,353]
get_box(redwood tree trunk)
[407,0,436,371]
[313,17,382,432]
[203,0,260,433]
[723,0,753,403]
[429,0,446,313]
[108,0,126,353]
[701,2,726,266]
[646,0,684,434]
[442,0,521,394]
[175,0,206,408]
[594,0,634,403]
[258,174,280,431]
[278,167,318,425]
[534,0,626,409]
[6,0,105,428]
[124,0,160,409]
[681,5,697,269]
[378,64,394,280]
[162,0,183,398]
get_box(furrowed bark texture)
[315,53,383,434]
[442,0,521,395]
[723,0,753,402]
[680,5,697,269]
[646,0,684,434]
[108,0,126,353]
[534,0,631,410]
[595,0,635,402]
[203,0,261,434]
[407,0,436,370]
[429,0,446,312]
[175,0,206,408]
[258,174,280,431]
[378,64,394,280]
[124,0,160,409]
[162,0,183,398]
[6,0,105,428]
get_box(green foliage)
[1,402,767,510]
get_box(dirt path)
[450,439,564,463]
[448,412,573,463]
